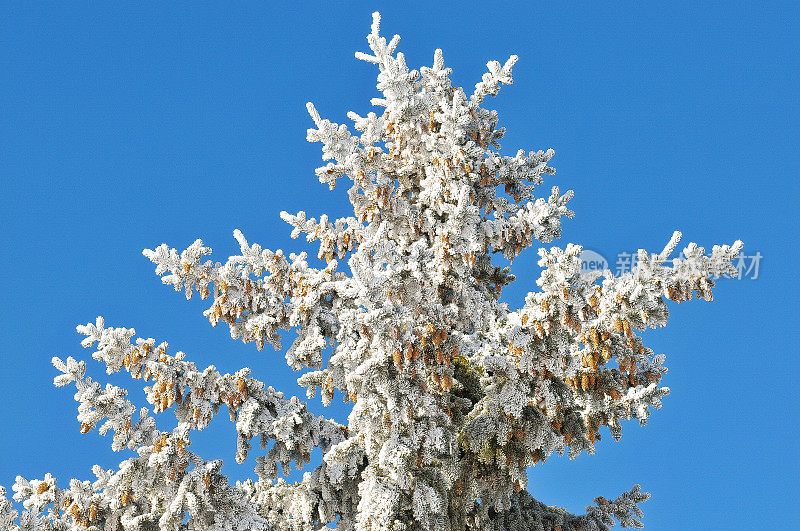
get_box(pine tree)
[2,12,743,530]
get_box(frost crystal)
[3,12,742,530]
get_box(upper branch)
[144,230,356,371]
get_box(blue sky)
[0,2,796,529]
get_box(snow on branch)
[76,317,347,471]
[4,11,743,530]
[15,353,270,529]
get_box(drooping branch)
[77,318,347,476]
[466,484,650,530]
[10,355,271,530]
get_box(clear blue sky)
[0,2,796,529]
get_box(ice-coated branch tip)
[387,34,401,55]
[370,12,381,36]
[660,231,682,260]
[355,51,379,64]
[306,102,321,125]
[233,229,247,247]
[433,49,444,70]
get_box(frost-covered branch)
[7,354,270,530]
[466,483,650,530]
[77,317,347,474]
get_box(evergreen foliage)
[1,13,742,530]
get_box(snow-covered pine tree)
[2,12,743,531]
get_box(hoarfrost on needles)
[2,11,742,530]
